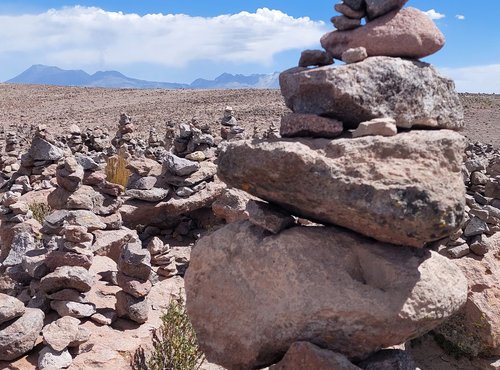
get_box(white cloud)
[439,64,500,94]
[0,6,327,73]
[423,9,446,20]
[456,14,465,20]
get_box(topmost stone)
[322,7,445,60]
[365,0,409,20]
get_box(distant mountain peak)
[6,65,279,90]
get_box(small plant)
[105,153,130,188]
[132,295,205,370]
[29,202,52,224]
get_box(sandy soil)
[0,84,498,147]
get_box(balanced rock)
[218,131,465,247]
[365,0,409,20]
[280,56,463,130]
[0,293,25,325]
[185,221,468,369]
[115,291,148,324]
[0,308,45,361]
[352,117,398,137]
[298,50,333,68]
[56,157,84,192]
[321,8,445,60]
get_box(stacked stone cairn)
[185,1,473,369]
[220,106,245,140]
[112,113,137,154]
[0,131,21,176]
[66,124,87,154]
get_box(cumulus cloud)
[0,6,327,72]
[456,14,465,20]
[423,9,445,20]
[439,64,500,94]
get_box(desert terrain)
[0,84,498,147]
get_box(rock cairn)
[112,113,136,153]
[220,106,245,140]
[185,1,471,369]
[66,124,87,154]
[1,132,21,175]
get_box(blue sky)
[0,1,499,92]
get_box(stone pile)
[66,124,87,154]
[115,239,152,324]
[0,131,21,176]
[185,1,472,369]
[82,127,110,153]
[220,106,245,140]
[112,113,137,153]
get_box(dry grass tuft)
[105,153,130,188]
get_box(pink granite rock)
[321,8,445,59]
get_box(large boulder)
[321,8,444,59]
[218,131,465,247]
[185,222,468,369]
[0,308,45,361]
[279,56,463,130]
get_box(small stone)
[176,187,195,198]
[335,3,366,19]
[342,46,368,64]
[331,15,361,31]
[90,309,117,325]
[352,118,398,137]
[270,342,360,370]
[447,244,470,259]
[50,300,96,318]
[38,346,73,370]
[116,272,152,298]
[0,293,25,325]
[464,217,490,237]
[298,50,334,68]
[147,237,168,256]
[118,244,152,281]
[129,176,158,190]
[365,0,408,20]
[185,151,206,162]
[126,188,170,202]
[43,316,81,351]
[115,291,149,324]
[470,171,488,186]
[469,235,491,256]
[280,113,343,138]
[247,200,295,234]
[165,153,200,176]
[357,349,416,369]
[63,225,93,243]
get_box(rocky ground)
[0,84,498,149]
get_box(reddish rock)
[280,113,343,138]
[321,8,445,59]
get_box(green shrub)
[132,295,205,370]
[105,153,130,188]
[29,202,52,224]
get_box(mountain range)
[5,65,280,89]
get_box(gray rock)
[129,176,157,190]
[176,187,195,198]
[3,230,37,267]
[447,244,470,259]
[0,308,45,361]
[185,222,468,369]
[164,153,200,176]
[50,300,96,318]
[218,131,466,247]
[38,346,73,370]
[247,200,295,234]
[298,50,333,68]
[280,113,343,139]
[469,235,490,256]
[335,3,366,19]
[331,15,361,31]
[75,154,100,170]
[0,293,25,325]
[358,349,416,369]
[115,291,149,324]
[29,136,64,161]
[365,0,409,20]
[40,266,93,294]
[279,57,464,130]
[343,0,365,11]
[464,217,490,237]
[163,161,217,187]
[118,244,151,281]
[126,188,170,202]
[22,249,50,279]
